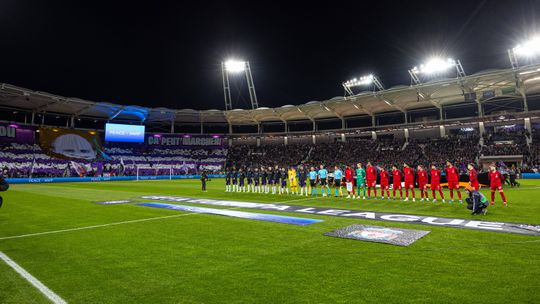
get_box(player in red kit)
[430,165,445,203]
[488,164,507,206]
[379,167,390,200]
[445,161,462,203]
[391,165,403,200]
[467,163,480,191]
[403,163,415,202]
[417,165,428,202]
[366,162,377,199]
[345,165,355,199]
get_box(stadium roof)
[1,65,540,126]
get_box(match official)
[200,170,209,192]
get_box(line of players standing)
[225,161,508,206]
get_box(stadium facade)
[1,64,540,147]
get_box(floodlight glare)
[344,74,374,87]
[224,60,246,73]
[412,58,455,75]
[513,36,540,57]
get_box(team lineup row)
[224,161,508,205]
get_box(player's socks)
[457,191,462,201]
[500,191,506,203]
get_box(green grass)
[0,179,539,303]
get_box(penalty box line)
[0,251,67,304]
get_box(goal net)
[136,166,173,181]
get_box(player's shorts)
[290,179,298,187]
[274,178,280,185]
[268,179,273,185]
[356,180,365,188]
[334,180,341,187]
[247,179,253,184]
[239,180,245,186]
[310,179,316,187]
[232,179,238,185]
[490,185,503,191]
[320,178,327,186]
[393,183,402,190]
[366,179,376,187]
[405,181,414,189]
[430,184,441,190]
[380,183,389,190]
[254,179,260,186]
[281,180,287,187]
[225,178,231,185]
[299,180,306,187]
[447,180,459,189]
[261,179,267,185]
[418,183,427,190]
[471,183,479,191]
[346,182,353,192]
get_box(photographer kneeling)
[465,185,488,215]
[0,174,9,208]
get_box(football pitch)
[0,179,539,303]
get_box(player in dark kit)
[261,167,268,194]
[253,168,260,193]
[225,168,232,192]
[246,168,253,193]
[279,168,288,195]
[298,165,308,196]
[273,166,281,195]
[267,166,274,194]
[232,168,239,192]
[238,168,246,192]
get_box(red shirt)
[430,169,441,185]
[366,166,377,181]
[380,171,389,185]
[403,167,414,182]
[392,169,402,184]
[417,169,427,184]
[489,170,503,187]
[446,166,459,182]
[345,168,354,182]
[469,169,479,187]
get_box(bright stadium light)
[513,36,540,57]
[342,74,384,96]
[410,57,456,75]
[408,57,465,85]
[224,59,246,73]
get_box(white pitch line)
[0,251,67,304]
[0,213,196,241]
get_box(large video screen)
[105,123,145,143]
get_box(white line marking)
[0,251,67,304]
[0,213,196,241]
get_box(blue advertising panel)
[105,123,145,143]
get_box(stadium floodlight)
[224,59,247,73]
[408,57,465,85]
[513,36,540,57]
[508,35,540,69]
[342,74,384,96]
[221,59,258,110]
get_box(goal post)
[136,166,173,181]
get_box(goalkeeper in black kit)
[0,174,8,208]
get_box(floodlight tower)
[221,59,259,110]
[408,57,466,85]
[342,74,384,96]
[508,35,540,69]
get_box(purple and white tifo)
[139,202,323,226]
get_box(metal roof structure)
[1,64,540,127]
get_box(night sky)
[0,0,539,110]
